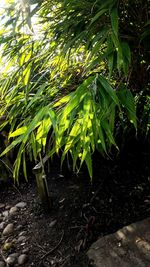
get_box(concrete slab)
[87,218,150,267]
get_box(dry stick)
[35,242,47,253]
[41,230,64,260]
[12,183,22,197]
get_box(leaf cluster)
[0,0,149,181]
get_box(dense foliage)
[0,0,149,182]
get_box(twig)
[41,230,64,260]
[60,255,71,267]
[34,242,47,253]
[69,225,85,230]
[12,183,22,197]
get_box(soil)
[0,141,150,267]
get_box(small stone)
[9,253,19,259]
[15,202,27,209]
[6,256,16,266]
[9,207,18,215]
[0,214,3,221]
[0,222,5,230]
[22,248,29,254]
[0,261,5,267]
[18,254,28,265]
[12,238,17,243]
[49,220,57,228]
[3,223,14,236]
[0,203,5,209]
[5,205,11,210]
[18,236,26,242]
[2,211,9,218]
[58,174,64,178]
[20,242,26,246]
[16,225,22,231]
[19,231,27,236]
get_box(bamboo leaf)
[110,8,118,36]
[23,151,28,181]
[90,9,108,25]
[101,119,118,148]
[9,126,27,138]
[98,75,119,105]
[117,88,137,129]
[121,42,131,64]
[85,152,92,179]
[107,36,114,77]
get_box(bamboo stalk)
[33,164,52,211]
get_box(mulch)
[0,140,150,266]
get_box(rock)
[15,202,27,209]
[18,254,28,265]
[2,211,9,218]
[16,225,23,231]
[6,256,16,266]
[0,217,3,223]
[87,217,150,267]
[19,231,27,236]
[49,220,57,228]
[3,223,14,236]
[12,238,17,243]
[0,203,5,209]
[22,248,29,254]
[18,236,26,242]
[9,253,19,259]
[5,205,11,210]
[0,261,5,267]
[0,222,5,230]
[9,207,18,215]
[58,174,64,178]
[20,242,26,246]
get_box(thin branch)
[41,230,64,260]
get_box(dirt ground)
[0,141,150,266]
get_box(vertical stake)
[33,155,52,211]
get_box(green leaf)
[31,132,37,161]
[98,124,107,153]
[111,32,123,71]
[13,142,25,182]
[110,8,118,36]
[98,75,119,105]
[101,119,118,148]
[63,120,81,154]
[23,63,32,86]
[0,106,50,157]
[117,88,137,129]
[121,42,131,64]
[90,9,108,25]
[23,151,28,181]
[107,36,114,77]
[54,94,72,107]
[0,135,26,157]
[85,152,92,179]
[9,126,27,138]
[109,103,116,133]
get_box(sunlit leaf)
[9,126,27,138]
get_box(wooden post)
[33,163,52,211]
